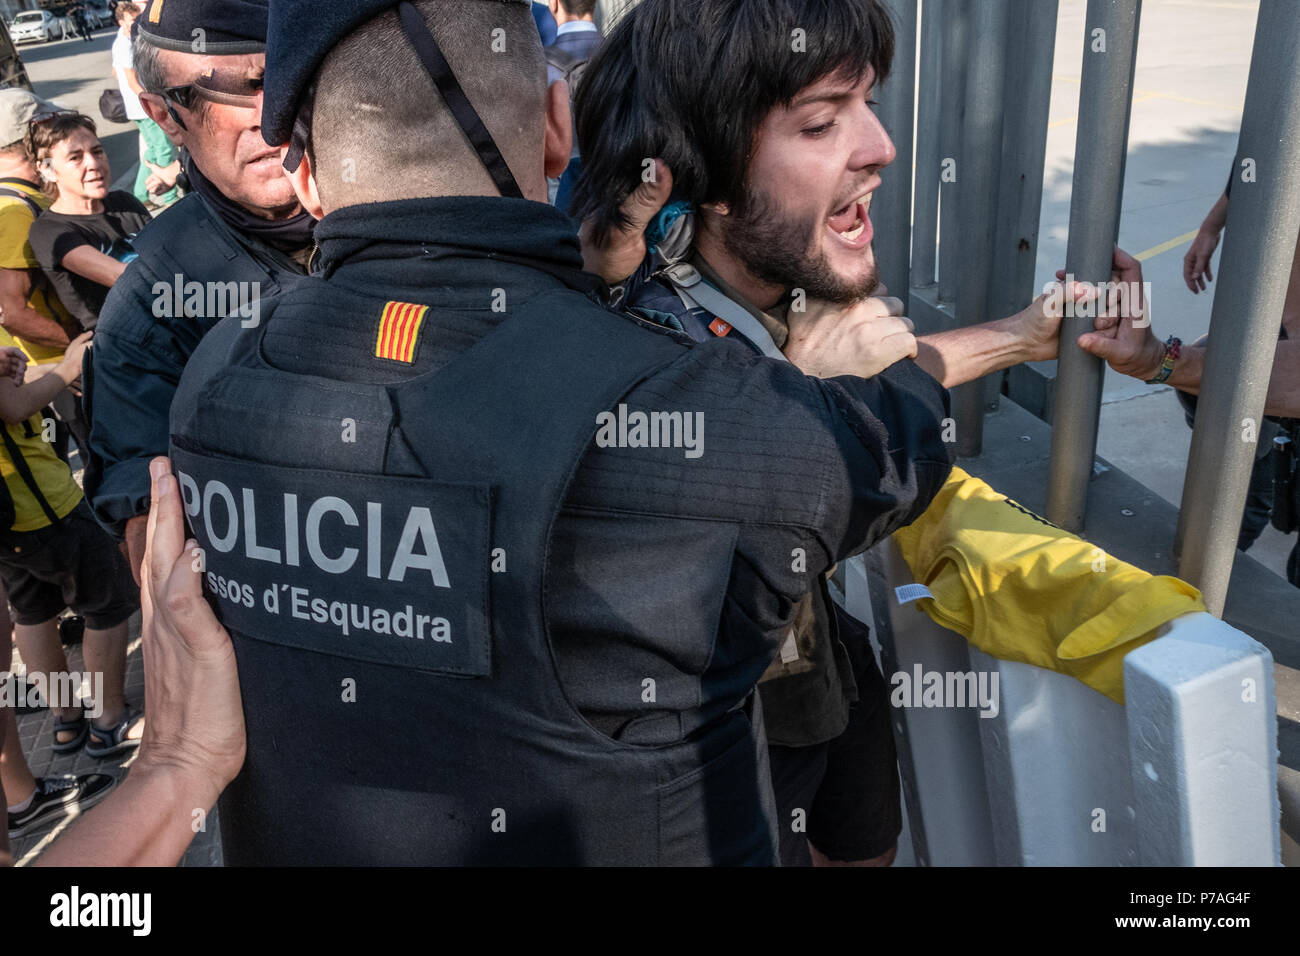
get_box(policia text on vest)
[173,452,484,676]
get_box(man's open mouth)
[827,191,874,247]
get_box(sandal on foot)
[52,713,88,754]
[86,711,143,759]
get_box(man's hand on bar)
[1074,247,1168,382]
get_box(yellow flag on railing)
[892,467,1206,704]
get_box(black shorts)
[768,617,902,866]
[0,501,139,630]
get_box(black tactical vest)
[169,285,780,865]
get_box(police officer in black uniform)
[85,0,315,577]
[168,0,953,865]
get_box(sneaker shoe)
[7,773,116,839]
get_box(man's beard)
[720,182,879,305]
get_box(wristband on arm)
[1145,335,1182,385]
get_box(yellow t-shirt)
[0,180,75,365]
[893,467,1206,703]
[0,327,83,531]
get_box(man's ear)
[280,144,325,220]
[138,93,185,148]
[700,200,731,217]
[544,79,573,181]
[548,0,561,17]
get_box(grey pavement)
[7,610,223,866]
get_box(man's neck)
[693,226,787,313]
[0,161,37,185]
[232,197,303,221]
[52,193,103,215]
[555,12,597,28]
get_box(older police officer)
[168,0,953,865]
[85,0,315,580]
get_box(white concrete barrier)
[837,541,1280,866]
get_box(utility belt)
[1270,417,1300,534]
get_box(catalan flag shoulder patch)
[375,301,429,364]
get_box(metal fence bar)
[1046,0,1142,532]
[983,0,1059,416]
[1175,0,1300,615]
[936,0,968,307]
[950,0,1011,457]
[874,0,918,311]
[910,0,943,291]
[988,0,1059,326]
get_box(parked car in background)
[9,10,60,44]
[82,2,114,28]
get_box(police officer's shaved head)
[306,0,547,207]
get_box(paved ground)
[7,615,222,866]
[1038,0,1295,578]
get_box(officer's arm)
[86,328,181,535]
[85,274,186,539]
[811,359,956,562]
[0,268,71,348]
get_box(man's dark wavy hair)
[571,0,894,245]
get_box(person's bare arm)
[914,319,1035,389]
[35,458,245,868]
[118,65,145,99]
[1184,191,1229,294]
[0,332,88,423]
[913,281,1098,389]
[0,268,71,349]
[1281,233,1300,338]
[1154,340,1300,419]
[60,245,129,289]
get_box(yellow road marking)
[1134,229,1200,262]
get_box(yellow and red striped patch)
[375,301,429,364]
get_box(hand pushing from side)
[136,456,246,805]
[783,296,917,379]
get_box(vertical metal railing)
[987,0,1059,345]
[936,0,968,308]
[1046,0,1142,533]
[874,0,918,313]
[910,0,943,295]
[950,0,1011,457]
[1175,0,1300,616]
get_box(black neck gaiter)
[184,153,316,255]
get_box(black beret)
[136,0,269,55]
[262,0,530,147]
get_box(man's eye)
[804,121,837,137]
